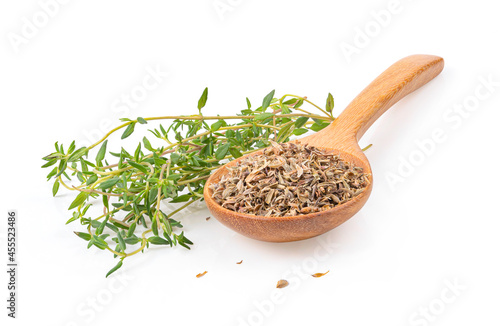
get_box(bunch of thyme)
[42,89,335,277]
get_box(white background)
[1,1,499,325]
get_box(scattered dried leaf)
[196,271,208,278]
[276,279,289,288]
[236,260,243,264]
[206,216,211,221]
[311,270,330,278]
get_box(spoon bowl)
[205,147,372,242]
[204,54,444,242]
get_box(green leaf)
[90,220,101,228]
[134,143,142,162]
[68,141,76,154]
[281,103,291,114]
[148,187,158,203]
[246,97,251,109]
[68,192,89,210]
[254,112,274,121]
[277,123,295,142]
[42,153,60,161]
[82,203,92,215]
[148,236,170,245]
[210,120,224,132]
[124,236,141,245]
[152,214,158,236]
[128,161,148,174]
[178,231,193,245]
[214,143,230,160]
[197,87,208,111]
[68,147,88,162]
[62,171,71,181]
[96,140,108,163]
[77,172,85,183]
[160,124,168,137]
[326,93,334,113]
[55,160,67,178]
[106,260,123,278]
[93,235,108,248]
[105,223,119,233]
[80,159,89,172]
[52,179,60,196]
[41,159,58,168]
[176,231,193,249]
[170,194,192,203]
[90,239,106,250]
[153,153,167,167]
[127,222,137,237]
[74,231,91,241]
[137,117,147,124]
[111,221,128,230]
[229,147,243,158]
[143,137,154,151]
[47,166,58,180]
[282,98,297,105]
[262,90,275,111]
[170,153,180,164]
[177,240,191,249]
[96,217,108,235]
[86,174,98,186]
[117,231,126,251]
[310,121,330,132]
[294,99,304,108]
[121,122,136,139]
[162,232,173,246]
[167,174,182,181]
[118,150,124,169]
[99,178,120,189]
[294,116,309,129]
[293,128,309,136]
[66,211,80,224]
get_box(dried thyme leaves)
[276,280,289,288]
[196,271,208,278]
[312,271,330,278]
[210,141,370,217]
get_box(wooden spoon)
[203,54,444,242]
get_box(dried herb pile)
[210,141,370,216]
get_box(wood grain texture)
[204,54,444,242]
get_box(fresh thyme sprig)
[42,89,336,277]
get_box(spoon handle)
[327,54,444,147]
